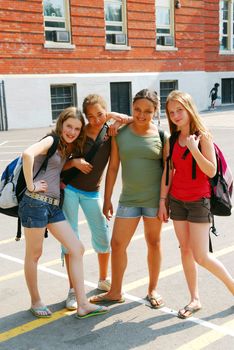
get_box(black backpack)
[0,134,59,240]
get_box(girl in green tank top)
[89,89,168,309]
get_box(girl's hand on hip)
[34,180,48,193]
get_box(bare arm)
[22,136,53,193]
[63,158,93,174]
[158,138,174,222]
[103,137,120,220]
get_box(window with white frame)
[50,85,77,121]
[220,0,234,51]
[160,80,178,111]
[105,0,127,45]
[156,0,174,47]
[43,0,71,43]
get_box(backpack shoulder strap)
[16,134,60,200]
[62,124,108,185]
[85,124,108,162]
[165,131,179,186]
[158,128,165,147]
[39,134,60,173]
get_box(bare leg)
[144,217,163,299]
[24,227,50,316]
[190,222,234,295]
[90,217,140,301]
[173,220,201,316]
[98,252,110,280]
[64,253,73,288]
[48,221,108,316]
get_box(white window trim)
[219,0,234,54]
[156,0,175,50]
[105,0,128,47]
[44,42,75,49]
[105,43,131,50]
[43,0,72,45]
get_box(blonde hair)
[165,90,211,138]
[53,107,86,158]
[82,94,107,116]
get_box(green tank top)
[116,125,163,208]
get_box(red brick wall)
[0,0,233,74]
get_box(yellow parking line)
[0,308,75,343]
[176,319,234,349]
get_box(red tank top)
[170,141,211,201]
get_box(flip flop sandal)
[146,294,165,309]
[30,306,52,318]
[89,293,125,304]
[75,306,109,319]
[178,305,202,319]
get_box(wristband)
[159,197,167,201]
[29,184,36,192]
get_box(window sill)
[105,44,131,51]
[156,45,178,51]
[219,50,234,55]
[44,42,76,50]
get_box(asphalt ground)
[0,108,234,350]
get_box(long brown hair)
[52,107,86,158]
[165,90,211,138]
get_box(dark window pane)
[223,22,227,34]
[106,25,122,31]
[222,78,234,104]
[221,37,228,49]
[45,21,65,28]
[50,85,77,121]
[110,82,131,115]
[157,29,170,34]
[160,81,178,110]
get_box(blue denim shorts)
[18,194,66,228]
[116,205,158,218]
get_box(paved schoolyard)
[0,109,234,350]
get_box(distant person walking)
[209,83,220,109]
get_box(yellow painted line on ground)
[176,319,234,350]
[0,308,75,343]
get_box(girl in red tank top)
[158,90,234,319]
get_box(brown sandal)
[178,305,202,319]
[146,294,165,309]
[89,293,125,304]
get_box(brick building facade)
[0,0,234,129]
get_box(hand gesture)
[73,158,93,174]
[185,134,201,152]
[34,180,48,193]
